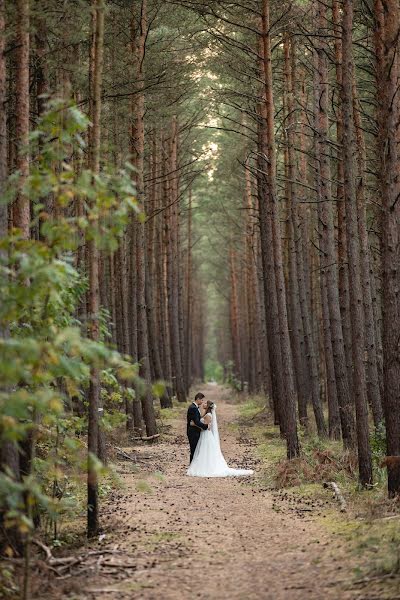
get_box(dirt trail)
[45,385,364,600]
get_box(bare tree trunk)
[255,211,273,400]
[282,54,308,427]
[146,138,171,407]
[312,29,342,439]
[131,0,157,436]
[244,165,261,393]
[341,0,373,487]
[166,116,186,403]
[374,0,400,495]
[260,0,299,457]
[332,0,353,396]
[185,188,193,394]
[352,82,383,427]
[285,35,326,434]
[0,0,23,556]
[314,0,355,449]
[160,136,173,396]
[229,248,242,381]
[13,0,30,237]
[87,0,104,538]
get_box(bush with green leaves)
[0,99,140,544]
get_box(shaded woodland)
[0,0,399,589]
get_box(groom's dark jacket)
[187,403,208,458]
[187,403,208,436]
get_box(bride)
[187,400,254,478]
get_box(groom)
[187,392,208,463]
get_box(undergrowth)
[238,394,400,581]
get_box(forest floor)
[30,384,400,599]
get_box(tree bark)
[341,0,373,487]
[314,0,355,449]
[374,0,400,495]
[166,116,187,403]
[13,0,30,237]
[352,82,384,427]
[285,35,327,435]
[87,0,104,538]
[259,0,299,457]
[132,0,157,436]
[185,188,193,394]
[332,0,353,398]
[0,0,23,556]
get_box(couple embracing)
[186,392,253,478]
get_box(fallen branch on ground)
[33,539,53,561]
[132,433,160,442]
[32,545,130,579]
[114,446,137,462]
[323,481,347,512]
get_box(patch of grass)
[238,417,286,487]
[290,482,329,499]
[160,402,186,421]
[152,471,165,482]
[227,422,239,433]
[323,511,400,577]
[238,395,267,419]
[239,394,400,588]
[136,480,153,494]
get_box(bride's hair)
[204,400,215,415]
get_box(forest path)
[55,385,361,600]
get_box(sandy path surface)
[42,384,365,600]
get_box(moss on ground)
[238,394,400,584]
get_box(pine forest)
[0,1,400,598]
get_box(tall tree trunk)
[352,82,383,427]
[314,0,355,449]
[374,0,400,495]
[132,0,157,436]
[185,188,193,394]
[0,0,23,556]
[13,0,30,237]
[285,35,326,435]
[160,135,173,396]
[332,0,353,393]
[260,0,299,457]
[312,34,341,439]
[255,211,273,400]
[257,64,283,430]
[341,0,373,487]
[146,138,171,407]
[166,116,186,403]
[283,74,307,427]
[229,247,242,381]
[87,0,104,538]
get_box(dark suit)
[187,403,208,463]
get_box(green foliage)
[0,100,141,543]
[370,421,388,486]
[370,421,387,465]
[239,396,266,420]
[204,358,224,383]
[0,563,18,598]
[224,361,241,391]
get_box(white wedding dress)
[187,407,253,478]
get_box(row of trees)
[0,0,210,550]
[1,0,399,567]
[185,0,399,495]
